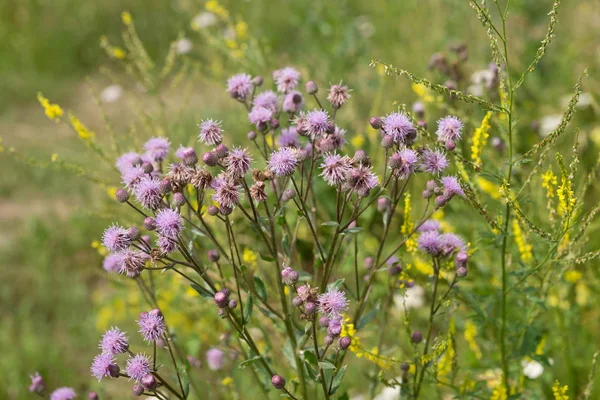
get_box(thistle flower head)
[190,169,213,189]
[281,266,299,286]
[29,372,45,394]
[282,91,304,113]
[100,327,129,355]
[198,119,223,146]
[102,224,132,252]
[268,147,298,177]
[418,219,441,232]
[125,354,152,381]
[250,181,268,202]
[320,153,352,186]
[91,352,119,381]
[226,147,252,178]
[144,137,170,162]
[274,66,301,93]
[317,289,349,317]
[327,82,351,108]
[420,149,449,174]
[121,165,146,187]
[155,209,184,239]
[253,90,278,112]
[158,235,177,253]
[436,116,463,142]
[303,109,331,139]
[134,177,163,209]
[439,233,466,255]
[347,164,379,197]
[118,250,149,278]
[382,112,416,144]
[50,387,77,400]
[167,163,193,186]
[418,230,442,256]
[138,309,167,343]
[206,348,224,370]
[441,176,465,197]
[116,152,142,174]
[389,148,418,179]
[318,126,346,152]
[212,175,242,208]
[227,73,253,100]
[278,127,301,148]
[248,106,273,127]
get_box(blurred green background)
[1,0,598,398]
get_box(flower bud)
[127,227,140,241]
[247,131,257,141]
[29,373,45,394]
[292,297,302,307]
[144,217,157,231]
[304,302,317,314]
[456,266,468,277]
[132,156,143,167]
[455,251,468,266]
[220,205,233,215]
[418,120,428,129]
[305,81,318,94]
[282,188,296,202]
[208,249,220,262]
[173,192,186,207]
[108,364,120,378]
[411,331,423,343]
[339,336,351,349]
[400,362,410,372]
[271,374,286,390]
[369,116,382,129]
[492,136,505,153]
[215,144,229,158]
[270,118,280,129]
[116,189,129,203]
[422,190,433,199]
[228,299,238,309]
[141,374,157,390]
[202,152,218,166]
[182,148,198,166]
[445,140,456,151]
[159,179,172,194]
[88,392,99,400]
[389,264,402,277]
[208,206,219,216]
[252,76,263,86]
[133,384,144,396]
[364,256,374,269]
[221,288,231,297]
[412,102,425,118]
[319,316,330,328]
[377,197,390,213]
[353,149,368,164]
[217,309,227,318]
[324,335,334,346]
[141,162,153,173]
[214,291,229,308]
[381,135,395,149]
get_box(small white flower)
[175,38,192,54]
[356,16,375,38]
[100,85,123,103]
[394,285,425,310]
[521,359,544,379]
[374,383,401,400]
[191,12,217,30]
[540,114,562,137]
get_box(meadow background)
[1,0,599,398]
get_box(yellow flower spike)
[121,11,132,26]
[464,321,482,359]
[401,193,417,252]
[37,92,63,122]
[242,248,258,268]
[476,177,501,199]
[205,0,229,19]
[552,380,569,400]
[470,112,492,166]
[235,21,248,41]
[512,219,532,262]
[541,169,558,198]
[535,337,546,356]
[564,270,582,283]
[112,47,126,60]
[576,282,590,306]
[221,377,233,386]
[69,114,96,141]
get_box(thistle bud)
[252,76,263,86]
[381,135,395,149]
[271,375,286,390]
[203,152,218,166]
[173,192,186,207]
[369,116,382,129]
[304,302,317,315]
[411,331,423,343]
[133,384,144,397]
[208,206,219,216]
[364,256,374,269]
[247,131,257,141]
[208,249,220,262]
[127,227,140,241]
[88,392,99,400]
[215,144,229,158]
[339,336,351,349]
[144,217,157,231]
[141,374,157,390]
[305,81,318,94]
[116,189,129,203]
[220,205,233,216]
[141,162,153,173]
[282,188,296,202]
[456,266,468,277]
[228,299,238,309]
[214,291,229,308]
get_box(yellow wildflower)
[242,248,258,268]
[121,11,132,26]
[37,92,63,122]
[112,47,126,59]
[106,187,118,199]
[541,169,557,198]
[491,385,508,400]
[205,0,229,19]
[221,377,233,386]
[351,134,365,148]
[51,153,59,162]
[477,177,501,199]
[512,219,532,262]
[437,337,454,382]
[464,320,482,359]
[552,380,569,400]
[470,111,492,166]
[535,337,546,356]
[411,83,435,103]
[564,270,582,283]
[91,240,108,256]
[69,114,95,141]
[557,175,575,216]
[401,193,417,252]
[235,21,248,41]
[576,282,590,306]
[413,257,434,275]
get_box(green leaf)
[302,350,318,366]
[357,305,379,330]
[190,284,213,298]
[321,221,339,227]
[329,365,347,395]
[303,361,319,382]
[243,293,254,325]
[318,361,336,370]
[328,278,345,291]
[239,355,263,369]
[253,276,267,301]
[191,228,206,237]
[259,252,275,262]
[178,366,190,398]
[343,227,363,234]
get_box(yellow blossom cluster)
[37,93,63,122]
[401,193,417,252]
[471,112,492,166]
[552,380,569,400]
[512,219,532,262]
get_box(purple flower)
[212,176,242,208]
[29,372,45,394]
[253,90,278,112]
[320,153,351,186]
[303,109,330,139]
[418,231,442,256]
[226,147,252,178]
[282,91,304,113]
[158,235,177,253]
[103,253,124,273]
[420,149,449,174]
[389,148,418,179]
[102,224,132,252]
[281,266,299,286]
[138,309,167,342]
[227,73,253,100]
[317,289,349,317]
[327,83,351,108]
[382,112,416,144]
[144,137,170,162]
[121,165,146,187]
[347,164,379,197]
[168,163,193,185]
[175,146,198,166]
[100,327,129,354]
[274,67,300,93]
[198,119,223,145]
[206,348,224,371]
[118,250,149,277]
[248,106,273,127]
[436,116,463,142]
[50,387,77,400]
[91,352,118,381]
[116,152,141,174]
[268,147,298,177]
[441,176,465,197]
[134,177,163,209]
[155,209,184,239]
[439,233,466,255]
[418,219,441,232]
[125,354,152,381]
[327,315,343,336]
[278,127,301,148]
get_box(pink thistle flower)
[158,235,177,253]
[347,164,379,197]
[418,231,442,256]
[317,289,349,317]
[439,233,466,255]
[100,327,129,355]
[212,175,242,208]
[155,208,184,239]
[91,352,119,381]
[278,127,301,148]
[125,354,152,381]
[102,224,132,252]
[206,348,225,371]
[441,176,465,197]
[121,165,146,187]
[134,177,163,209]
[253,90,278,112]
[420,149,449,174]
[418,219,441,232]
[144,137,170,162]
[138,309,167,343]
[282,91,304,113]
[225,147,252,178]
[327,82,351,108]
[248,106,273,127]
[29,372,45,394]
[227,73,253,100]
[268,147,298,177]
[389,148,418,179]
[436,116,463,142]
[274,67,301,93]
[198,119,223,146]
[320,153,352,186]
[50,387,77,400]
[318,126,347,152]
[382,112,416,144]
[118,250,149,278]
[116,152,142,174]
[304,109,331,139]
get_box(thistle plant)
[20,1,600,399]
